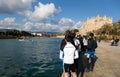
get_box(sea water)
[0,37,63,77]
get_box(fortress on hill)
[79,15,112,35]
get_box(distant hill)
[0,29,33,39]
[0,29,15,32]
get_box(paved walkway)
[61,41,120,77]
[84,41,120,77]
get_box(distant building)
[31,32,42,36]
[79,15,112,35]
[31,33,36,35]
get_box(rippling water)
[0,37,63,77]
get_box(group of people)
[111,38,119,46]
[59,30,98,77]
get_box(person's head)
[65,30,71,36]
[69,32,75,39]
[75,32,80,38]
[65,35,71,42]
[89,33,94,38]
[84,35,87,39]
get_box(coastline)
[55,35,64,38]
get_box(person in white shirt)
[60,35,79,77]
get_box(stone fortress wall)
[79,15,112,35]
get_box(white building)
[31,32,42,36]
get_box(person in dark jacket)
[86,33,98,71]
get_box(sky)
[0,0,120,33]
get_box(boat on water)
[18,36,26,41]
[18,36,33,42]
[18,39,25,41]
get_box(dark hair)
[65,30,71,36]
[89,33,94,37]
[65,35,72,42]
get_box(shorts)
[64,63,76,72]
[87,51,95,58]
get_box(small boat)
[18,38,25,41]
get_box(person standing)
[86,33,98,71]
[60,35,79,77]
[76,34,86,77]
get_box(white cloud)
[24,22,34,31]
[1,17,15,23]
[22,18,83,32]
[23,22,59,32]
[24,2,61,21]
[72,21,83,29]
[0,0,35,13]
[0,17,20,29]
[58,18,75,32]
[0,17,82,33]
[0,0,83,33]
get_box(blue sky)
[0,0,120,32]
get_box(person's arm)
[74,50,79,59]
[94,40,98,49]
[60,39,66,51]
[59,50,64,60]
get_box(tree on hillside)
[113,22,120,36]
[94,24,113,36]
[103,24,113,35]
[71,29,79,33]
[0,29,32,37]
